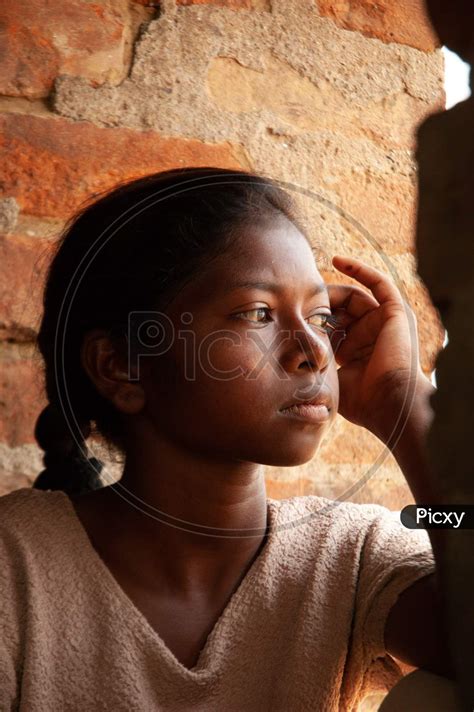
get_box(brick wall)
[0,0,444,509]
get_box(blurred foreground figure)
[379,669,464,711]
[416,1,474,709]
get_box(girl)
[0,168,449,710]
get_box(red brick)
[0,113,247,218]
[318,416,383,464]
[265,478,319,500]
[0,232,54,341]
[0,345,47,447]
[265,469,414,510]
[315,0,440,52]
[0,0,133,99]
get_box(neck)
[97,430,269,595]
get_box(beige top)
[0,487,435,711]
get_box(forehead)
[212,218,321,290]
[168,217,325,311]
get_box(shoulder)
[0,488,74,693]
[0,484,70,511]
[0,487,81,630]
[0,487,72,563]
[268,493,400,537]
[0,486,66,527]
[267,494,433,569]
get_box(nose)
[281,320,332,374]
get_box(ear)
[80,329,146,415]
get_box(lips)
[279,385,332,412]
[279,402,331,424]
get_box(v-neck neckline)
[55,489,277,679]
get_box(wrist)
[366,369,435,446]
[368,370,440,504]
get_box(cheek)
[144,333,273,420]
[195,331,276,387]
[326,364,340,411]
[197,341,276,415]
[190,338,288,442]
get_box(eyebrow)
[223,280,328,297]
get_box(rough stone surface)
[177,0,270,8]
[0,444,42,496]
[0,232,55,341]
[0,113,248,217]
[0,198,19,234]
[53,3,444,144]
[0,96,59,119]
[314,0,440,52]
[0,0,154,98]
[207,54,439,147]
[0,343,47,447]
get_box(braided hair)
[32,167,306,494]
[34,404,103,495]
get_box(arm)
[384,571,454,678]
[367,374,455,677]
[328,256,460,680]
[367,372,444,548]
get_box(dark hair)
[32,167,307,495]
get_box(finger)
[327,284,379,320]
[332,255,403,306]
[334,308,383,365]
[328,326,348,361]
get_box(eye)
[308,313,339,334]
[233,307,273,324]
[233,309,339,334]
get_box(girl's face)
[139,216,339,467]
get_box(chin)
[258,438,324,468]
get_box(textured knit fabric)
[0,487,436,711]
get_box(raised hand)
[327,254,431,433]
